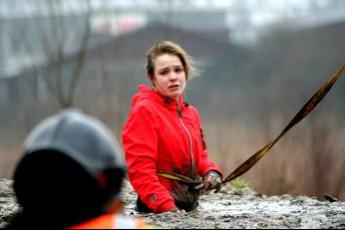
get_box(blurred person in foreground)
[122,41,223,213]
[6,109,151,229]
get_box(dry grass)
[0,146,21,179]
[1,110,344,201]
[204,114,345,201]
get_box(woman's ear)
[147,74,153,81]
[148,75,155,86]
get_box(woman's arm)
[122,105,176,213]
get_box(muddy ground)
[1,178,345,229]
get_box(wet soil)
[121,181,345,229]
[1,179,345,229]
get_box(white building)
[1,0,345,78]
[0,0,229,78]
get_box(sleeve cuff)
[206,170,223,179]
[155,200,177,213]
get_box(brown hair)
[146,40,199,80]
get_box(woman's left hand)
[203,171,222,193]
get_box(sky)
[1,0,344,28]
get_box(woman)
[122,41,222,213]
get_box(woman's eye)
[160,70,169,75]
[175,68,183,73]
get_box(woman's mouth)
[168,85,180,90]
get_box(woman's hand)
[169,207,185,214]
[203,171,222,193]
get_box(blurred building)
[0,0,229,79]
[226,0,345,45]
[1,0,345,79]
[0,14,89,78]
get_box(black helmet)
[12,109,126,227]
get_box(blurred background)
[0,0,344,200]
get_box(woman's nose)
[169,73,178,81]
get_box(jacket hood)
[131,84,186,110]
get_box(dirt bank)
[1,179,345,228]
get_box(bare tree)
[12,0,92,108]
[44,0,91,108]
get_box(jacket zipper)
[177,104,196,176]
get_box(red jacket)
[122,84,222,213]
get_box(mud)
[121,181,345,229]
[0,179,17,228]
[1,178,345,228]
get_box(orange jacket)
[69,213,150,229]
[122,85,222,213]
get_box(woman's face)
[151,54,187,101]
